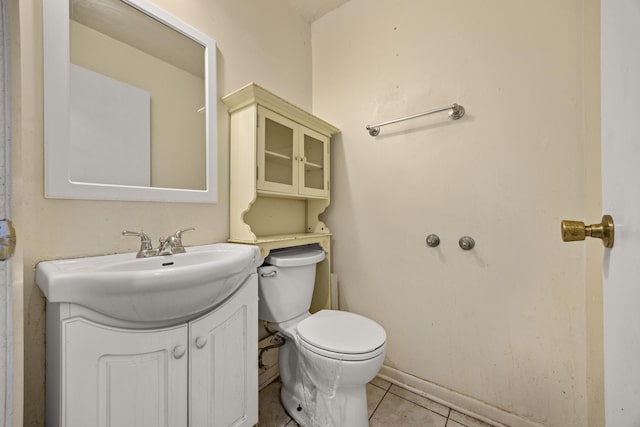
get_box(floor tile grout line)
[370,381,392,392]
[369,388,390,421]
[386,387,452,419]
[373,384,455,425]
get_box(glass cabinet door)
[257,107,299,194]
[299,127,329,198]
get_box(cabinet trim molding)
[223,83,339,137]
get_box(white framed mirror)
[43,0,218,203]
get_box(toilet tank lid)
[265,247,325,267]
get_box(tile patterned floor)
[258,377,493,427]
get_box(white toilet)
[258,245,387,427]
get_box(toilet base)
[281,386,312,426]
[280,381,369,427]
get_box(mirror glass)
[43,0,218,203]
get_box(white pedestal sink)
[36,243,262,427]
[37,243,261,323]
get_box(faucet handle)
[169,228,194,254]
[174,228,195,239]
[123,230,159,258]
[122,230,153,250]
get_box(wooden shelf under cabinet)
[229,232,331,257]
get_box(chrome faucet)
[123,228,194,258]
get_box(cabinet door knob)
[173,345,186,359]
[195,336,207,349]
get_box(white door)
[601,0,640,425]
[0,0,12,425]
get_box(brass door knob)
[561,215,614,248]
[0,220,15,260]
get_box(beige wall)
[11,0,312,425]
[313,1,597,425]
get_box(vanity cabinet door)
[61,318,188,427]
[189,275,258,427]
[299,126,329,198]
[257,106,299,195]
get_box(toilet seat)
[296,310,386,361]
[297,337,386,361]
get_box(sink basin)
[36,243,262,323]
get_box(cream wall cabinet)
[45,277,258,427]
[223,83,339,312]
[258,106,330,198]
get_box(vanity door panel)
[189,276,258,427]
[62,318,188,427]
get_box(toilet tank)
[258,246,326,323]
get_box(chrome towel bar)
[366,104,465,136]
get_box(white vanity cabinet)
[46,276,258,427]
[258,106,330,198]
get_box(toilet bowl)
[258,246,386,426]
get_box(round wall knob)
[459,236,475,250]
[426,234,440,247]
[173,345,186,359]
[195,336,208,349]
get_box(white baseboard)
[378,365,547,427]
